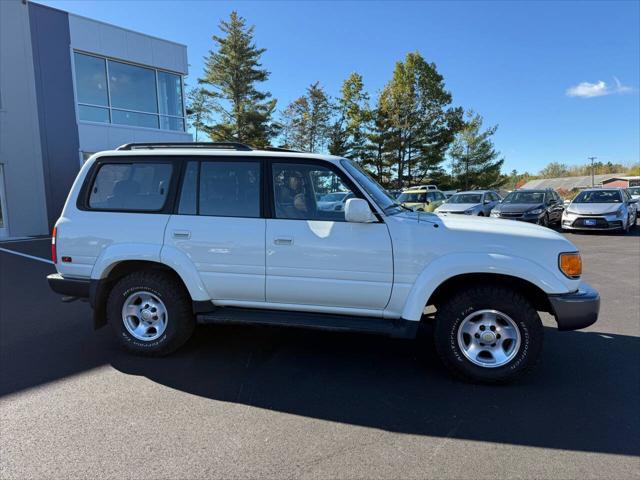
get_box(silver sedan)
[562,188,638,233]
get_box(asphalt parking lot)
[1,229,639,479]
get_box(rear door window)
[89,162,173,211]
[199,161,261,217]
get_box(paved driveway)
[1,231,639,479]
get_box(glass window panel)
[160,116,185,131]
[78,105,110,123]
[89,163,172,211]
[74,53,109,106]
[157,71,183,117]
[199,162,260,217]
[108,60,157,113]
[178,161,198,215]
[112,110,159,129]
[272,163,354,221]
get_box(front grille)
[500,212,523,218]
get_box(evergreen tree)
[379,52,463,188]
[199,11,277,147]
[449,111,505,189]
[328,73,370,160]
[186,87,213,142]
[280,82,332,152]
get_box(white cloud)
[566,77,633,98]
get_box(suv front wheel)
[434,286,543,384]
[107,270,195,356]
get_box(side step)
[197,307,418,339]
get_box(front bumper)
[47,273,90,298]
[491,213,542,223]
[548,282,600,331]
[562,215,624,231]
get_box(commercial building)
[0,0,191,238]
[520,173,629,191]
[601,176,640,188]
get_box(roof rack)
[115,142,253,151]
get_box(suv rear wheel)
[434,286,543,384]
[107,270,195,356]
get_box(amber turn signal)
[559,252,582,278]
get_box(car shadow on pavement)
[106,323,639,457]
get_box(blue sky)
[39,0,639,174]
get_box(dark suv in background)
[490,189,564,226]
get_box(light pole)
[588,156,597,187]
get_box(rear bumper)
[548,282,600,331]
[47,273,90,298]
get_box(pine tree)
[280,82,332,152]
[199,11,277,147]
[186,87,213,142]
[449,111,505,189]
[379,52,463,188]
[328,73,370,160]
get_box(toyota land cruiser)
[47,142,600,383]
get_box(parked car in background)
[397,188,447,212]
[490,189,564,226]
[627,187,640,215]
[386,189,402,199]
[408,184,438,191]
[562,188,637,233]
[435,190,501,216]
[47,142,599,384]
[317,191,354,211]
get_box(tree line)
[188,11,505,190]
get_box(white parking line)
[0,247,54,265]
[0,237,50,244]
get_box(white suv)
[48,143,599,384]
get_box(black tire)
[106,270,195,356]
[539,213,549,227]
[434,286,544,384]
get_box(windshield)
[573,190,622,203]
[397,192,426,203]
[320,192,347,202]
[627,187,640,196]
[341,160,397,213]
[503,191,545,204]
[448,193,482,204]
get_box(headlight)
[464,208,475,215]
[615,206,624,217]
[559,252,582,279]
[529,208,543,215]
[490,211,500,217]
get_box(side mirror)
[629,198,638,204]
[345,198,376,223]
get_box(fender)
[400,252,576,321]
[91,243,210,302]
[159,245,210,301]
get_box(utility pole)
[588,156,597,187]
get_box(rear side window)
[199,162,261,217]
[88,162,172,211]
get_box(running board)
[197,307,418,339]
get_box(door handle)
[173,230,191,239]
[274,237,293,246]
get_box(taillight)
[51,227,57,263]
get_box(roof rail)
[261,146,303,153]
[115,142,253,151]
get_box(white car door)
[163,159,265,302]
[265,161,393,312]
